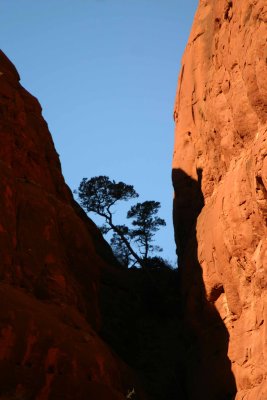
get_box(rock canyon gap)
[0,0,266,399]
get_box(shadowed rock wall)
[0,50,146,400]
[173,0,267,399]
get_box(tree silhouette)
[110,226,134,268]
[76,176,166,268]
[127,201,166,260]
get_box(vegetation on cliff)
[76,175,169,269]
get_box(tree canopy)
[76,176,166,268]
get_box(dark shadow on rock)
[99,261,184,400]
[172,168,237,400]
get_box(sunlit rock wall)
[173,0,267,399]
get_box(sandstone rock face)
[173,1,267,399]
[0,51,145,400]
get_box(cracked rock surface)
[173,0,267,399]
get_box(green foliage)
[76,176,166,268]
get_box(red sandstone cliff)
[173,0,267,399]
[0,50,146,400]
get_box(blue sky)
[1,0,198,264]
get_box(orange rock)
[173,1,267,399]
[0,51,145,400]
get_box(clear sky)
[1,0,198,265]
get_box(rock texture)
[0,50,145,400]
[173,0,267,399]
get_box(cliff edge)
[0,50,145,400]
